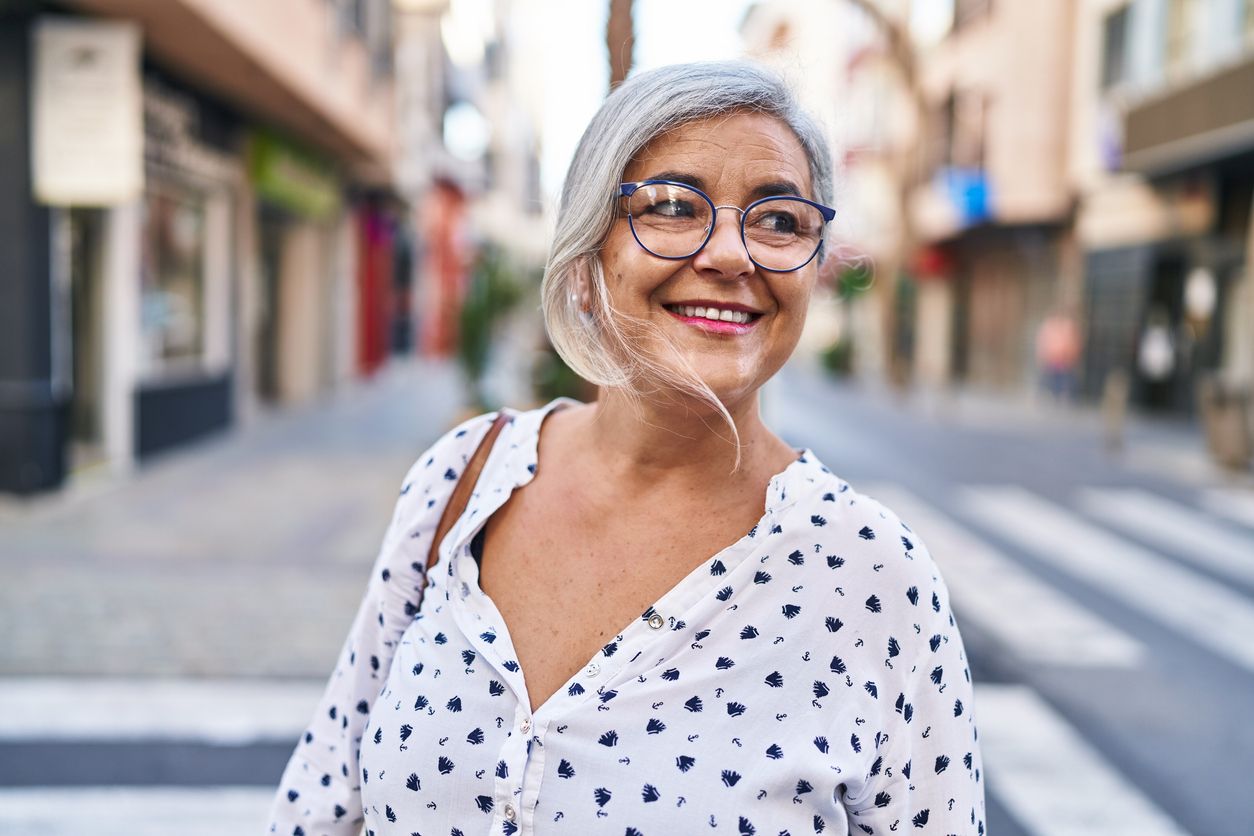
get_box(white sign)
[31,17,143,206]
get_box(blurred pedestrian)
[1035,304,1081,403]
[268,61,984,836]
[1137,307,1176,409]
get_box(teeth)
[668,305,752,324]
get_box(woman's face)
[599,111,820,409]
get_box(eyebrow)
[642,171,705,190]
[638,172,807,201]
[750,180,805,200]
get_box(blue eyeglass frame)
[619,179,837,273]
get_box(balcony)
[1123,52,1254,175]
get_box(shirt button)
[647,613,665,629]
[585,662,601,677]
[503,802,517,822]
[520,718,531,734]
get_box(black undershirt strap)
[470,526,486,568]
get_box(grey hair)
[540,61,834,463]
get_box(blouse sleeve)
[265,412,501,836]
[842,510,987,836]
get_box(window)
[1166,0,1201,79]
[140,183,206,375]
[953,0,992,31]
[337,0,366,38]
[932,91,987,170]
[1101,6,1130,89]
[952,93,987,170]
[931,93,956,171]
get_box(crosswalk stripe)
[964,486,1254,673]
[0,678,323,743]
[976,683,1190,835]
[1201,488,1254,530]
[0,787,275,836]
[1079,488,1254,587]
[865,484,1144,667]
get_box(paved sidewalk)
[0,358,468,679]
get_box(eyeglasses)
[619,179,835,273]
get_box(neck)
[573,386,791,486]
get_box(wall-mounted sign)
[31,17,143,206]
[248,128,341,221]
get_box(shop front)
[247,129,350,406]
[132,75,240,459]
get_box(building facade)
[0,0,405,495]
[1075,0,1254,425]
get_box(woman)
[268,61,984,836]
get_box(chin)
[664,360,770,413]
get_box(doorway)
[67,207,106,472]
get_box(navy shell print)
[267,400,985,835]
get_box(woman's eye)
[757,212,797,233]
[647,199,694,218]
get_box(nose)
[691,206,753,280]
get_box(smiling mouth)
[662,305,757,335]
[663,304,762,325]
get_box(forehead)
[624,111,813,197]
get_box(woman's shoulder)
[393,399,576,495]
[777,461,945,589]
[402,410,503,480]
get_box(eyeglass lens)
[625,182,825,271]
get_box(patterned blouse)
[267,400,985,835]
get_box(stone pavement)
[0,358,468,679]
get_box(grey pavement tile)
[0,359,469,678]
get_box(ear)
[573,258,594,313]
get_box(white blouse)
[267,400,985,836]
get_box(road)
[2,356,1252,835]
[768,362,1254,836]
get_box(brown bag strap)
[427,411,511,571]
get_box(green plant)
[820,336,856,377]
[456,245,526,409]
[532,341,589,403]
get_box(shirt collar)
[449,400,833,557]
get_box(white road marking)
[865,485,1144,667]
[1079,488,1254,587]
[1201,488,1254,530]
[976,683,1191,835]
[0,678,323,743]
[964,486,1254,673]
[0,787,275,836]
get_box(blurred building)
[742,0,902,380]
[745,0,1253,456]
[905,0,1077,393]
[1075,0,1254,422]
[0,0,409,495]
[401,0,546,410]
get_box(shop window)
[140,184,206,376]
[1101,6,1130,90]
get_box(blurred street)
[2,358,1253,834]
[4,0,1254,833]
